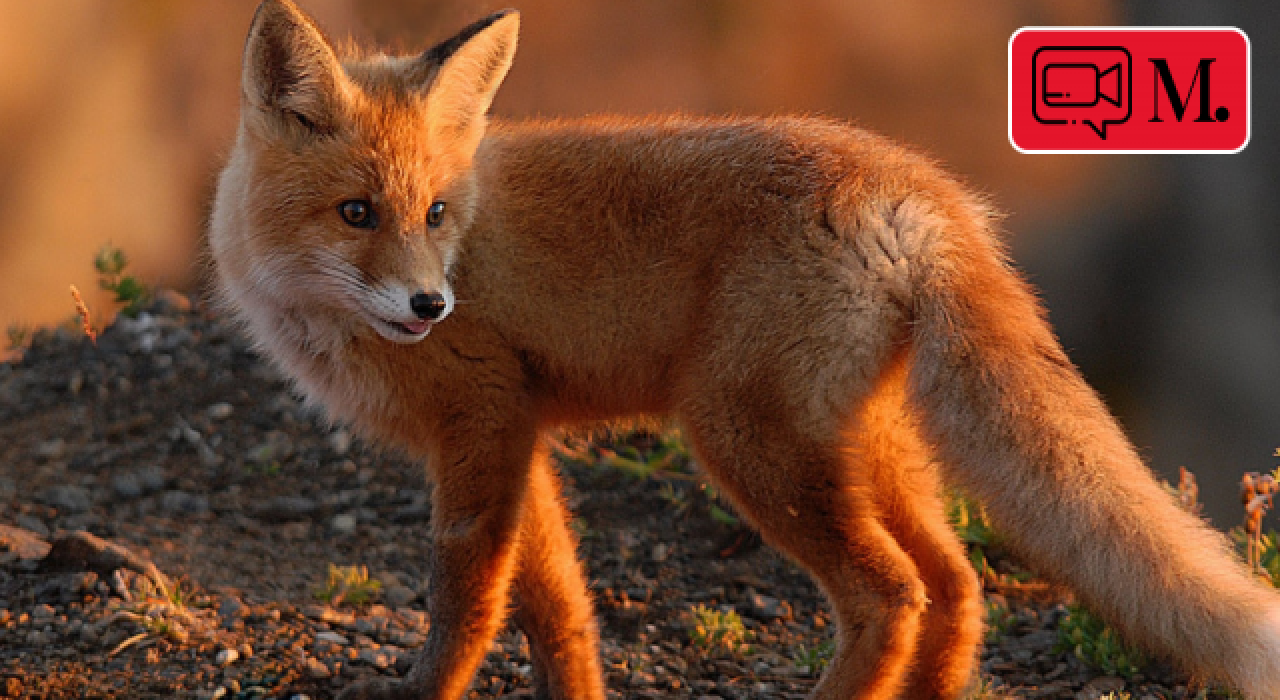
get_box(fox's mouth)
[369,315,433,344]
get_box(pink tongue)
[401,319,430,334]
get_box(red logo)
[1010,28,1250,153]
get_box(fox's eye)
[339,200,376,229]
[427,201,446,229]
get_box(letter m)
[1149,58,1216,122]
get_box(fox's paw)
[334,678,408,700]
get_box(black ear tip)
[467,9,520,37]
[420,10,520,67]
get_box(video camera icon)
[1032,47,1132,139]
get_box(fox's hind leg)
[860,358,984,698]
[510,443,606,700]
[681,392,927,699]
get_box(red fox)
[209,2,1280,698]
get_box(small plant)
[1166,466,1203,516]
[570,517,598,541]
[689,604,752,655]
[1055,604,1147,678]
[947,491,1013,583]
[791,640,833,676]
[103,574,198,657]
[95,243,151,317]
[1099,693,1132,700]
[1239,470,1277,577]
[5,323,30,352]
[703,483,741,527]
[165,578,192,608]
[244,460,283,478]
[553,429,745,529]
[315,564,382,606]
[983,598,1016,643]
[1230,527,1280,586]
[964,675,1012,700]
[596,430,691,480]
[947,491,998,548]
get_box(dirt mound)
[0,299,1200,698]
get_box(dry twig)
[69,284,97,345]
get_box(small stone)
[138,466,166,493]
[277,522,311,540]
[0,524,50,560]
[358,648,391,669]
[316,631,350,646]
[197,442,223,468]
[35,438,66,460]
[31,604,56,621]
[303,605,356,628]
[219,597,247,630]
[13,515,50,539]
[161,490,209,515]
[215,647,240,666]
[304,656,332,679]
[207,402,234,420]
[383,585,417,608]
[254,496,317,523]
[330,513,358,535]
[744,589,791,621]
[112,473,144,499]
[67,372,84,394]
[327,430,352,456]
[390,629,425,647]
[154,288,192,313]
[3,678,23,697]
[78,623,99,645]
[1081,676,1125,696]
[40,485,91,514]
[650,543,669,562]
[247,430,294,464]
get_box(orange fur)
[209,2,1280,698]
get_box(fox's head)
[210,0,517,357]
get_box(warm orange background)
[2,1,1277,525]
[0,0,1112,335]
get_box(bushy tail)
[906,207,1280,698]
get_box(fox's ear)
[421,11,519,161]
[242,0,346,133]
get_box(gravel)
[0,296,1228,699]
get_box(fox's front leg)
[337,415,537,700]
[512,444,606,699]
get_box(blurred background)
[0,0,1274,526]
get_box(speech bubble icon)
[1032,46,1132,139]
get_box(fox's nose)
[409,291,447,321]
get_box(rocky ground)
[0,296,1238,699]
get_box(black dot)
[1215,106,1230,122]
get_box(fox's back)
[455,115,947,419]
